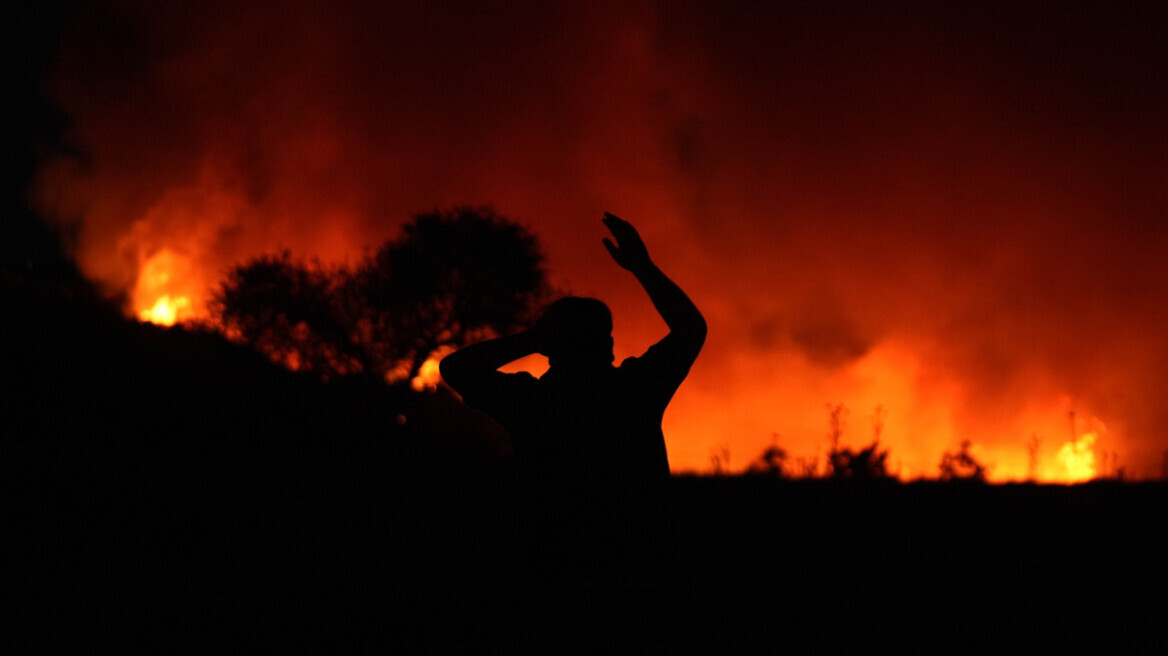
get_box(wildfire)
[118,248,1124,483]
[133,249,201,326]
[411,357,444,392]
[139,294,192,326]
[1054,433,1097,484]
[410,346,458,392]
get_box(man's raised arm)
[603,213,707,361]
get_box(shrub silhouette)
[747,435,789,477]
[939,440,987,482]
[827,442,890,479]
[824,403,891,479]
[212,207,549,382]
[709,442,732,475]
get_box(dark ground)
[9,457,1168,652]
[5,282,1167,654]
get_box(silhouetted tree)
[938,440,987,482]
[212,207,549,382]
[356,207,549,381]
[212,252,363,378]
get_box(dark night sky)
[23,0,1168,477]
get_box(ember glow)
[138,295,189,326]
[133,250,195,326]
[411,347,456,392]
[33,1,1168,480]
[1056,433,1098,484]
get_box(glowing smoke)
[33,1,1168,477]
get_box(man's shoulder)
[617,339,671,372]
[616,353,660,382]
[616,337,696,392]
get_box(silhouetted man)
[440,213,705,581]
[440,213,706,492]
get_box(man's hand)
[602,212,653,274]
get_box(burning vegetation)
[28,1,1168,480]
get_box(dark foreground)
[10,456,1167,653]
[5,290,1166,653]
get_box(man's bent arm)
[439,330,541,394]
[632,260,707,345]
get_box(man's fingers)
[603,213,635,241]
[603,237,619,257]
[603,221,623,245]
[603,212,629,232]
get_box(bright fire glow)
[1055,433,1097,484]
[133,249,200,326]
[139,294,191,326]
[411,347,456,392]
[411,358,443,392]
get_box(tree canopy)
[211,207,549,384]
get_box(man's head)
[535,297,614,369]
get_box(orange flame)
[134,249,201,326]
[410,346,458,392]
[139,295,191,326]
[1054,433,1097,484]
